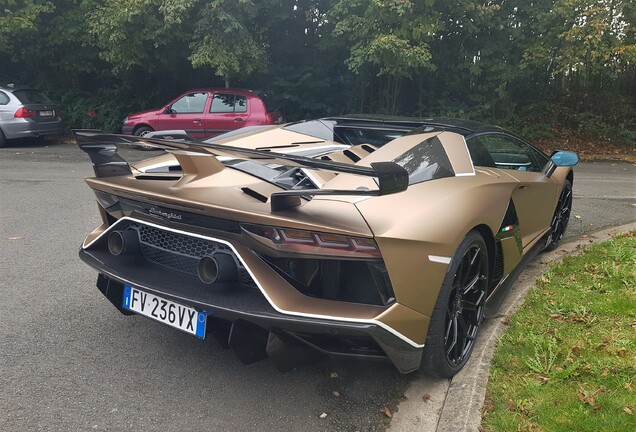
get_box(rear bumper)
[2,118,64,139]
[80,246,423,373]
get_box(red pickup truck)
[122,88,283,139]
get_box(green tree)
[87,0,198,72]
[0,0,53,50]
[330,0,437,113]
[523,0,636,93]
[189,0,270,87]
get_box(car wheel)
[133,126,156,150]
[134,126,154,137]
[420,230,490,378]
[544,179,572,251]
[0,129,6,148]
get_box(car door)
[204,93,250,137]
[157,92,209,139]
[476,133,559,248]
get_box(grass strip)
[481,232,636,432]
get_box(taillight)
[266,112,284,125]
[241,223,381,258]
[14,108,35,118]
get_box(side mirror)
[163,106,174,114]
[544,150,579,178]
[550,150,579,166]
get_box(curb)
[390,221,636,432]
[436,221,636,432]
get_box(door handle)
[234,117,243,122]
[193,118,201,122]
[516,185,528,190]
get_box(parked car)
[122,88,283,140]
[75,117,577,377]
[0,84,64,147]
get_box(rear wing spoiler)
[74,130,408,212]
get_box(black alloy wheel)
[545,179,572,251]
[421,230,490,377]
[443,242,488,367]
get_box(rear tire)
[0,129,6,148]
[420,231,490,378]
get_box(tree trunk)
[225,74,230,88]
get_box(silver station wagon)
[0,84,64,147]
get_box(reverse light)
[14,107,35,118]
[241,223,381,258]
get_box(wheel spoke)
[469,247,480,267]
[445,315,458,356]
[462,274,480,295]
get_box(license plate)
[122,285,207,338]
[39,110,54,117]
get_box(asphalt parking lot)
[1,140,634,432]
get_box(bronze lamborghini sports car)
[76,117,578,377]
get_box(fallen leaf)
[581,364,593,371]
[616,349,627,357]
[319,412,328,419]
[8,236,23,240]
[380,407,393,418]
[575,215,582,219]
[592,404,602,413]
[624,406,633,415]
[625,382,633,393]
[537,375,549,383]
[422,393,431,403]
[571,346,581,356]
[330,372,339,379]
[577,391,595,405]
[292,378,302,384]
[332,391,341,398]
